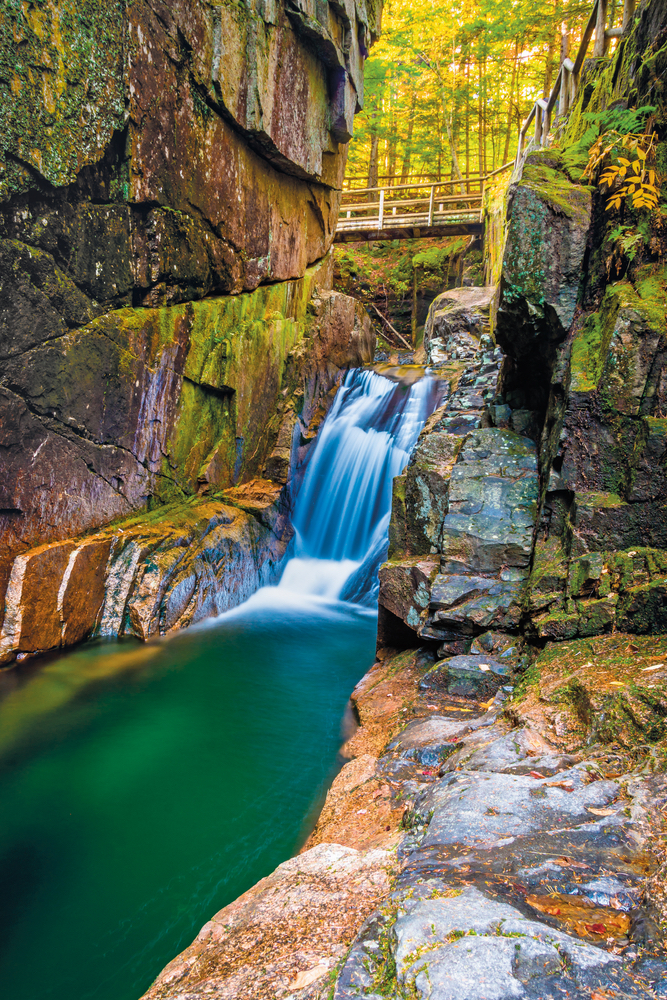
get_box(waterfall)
[278,368,442,605]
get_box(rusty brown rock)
[61,538,114,647]
[0,263,373,633]
[139,842,394,1000]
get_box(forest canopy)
[347,0,608,185]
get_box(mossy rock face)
[511,633,667,761]
[496,151,592,359]
[553,270,667,555]
[0,0,126,201]
[0,258,374,627]
[529,546,667,638]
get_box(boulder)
[496,149,592,356]
[378,558,439,631]
[0,483,292,664]
[420,654,508,700]
[424,285,496,366]
[440,428,539,575]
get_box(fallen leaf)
[546,781,574,791]
[587,806,616,817]
[356,808,367,815]
[291,965,329,989]
[529,771,546,779]
[526,892,630,941]
[641,664,664,671]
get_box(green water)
[0,593,376,1000]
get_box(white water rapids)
[277,368,442,606]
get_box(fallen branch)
[369,303,412,350]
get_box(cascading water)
[277,368,442,604]
[0,367,441,1000]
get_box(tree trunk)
[400,89,417,182]
[465,54,470,190]
[543,0,561,98]
[367,135,379,194]
[502,37,519,164]
[478,57,484,176]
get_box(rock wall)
[0,0,377,659]
[378,0,667,658]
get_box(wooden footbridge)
[336,0,636,245]
[334,164,512,243]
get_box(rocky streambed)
[140,634,667,1000]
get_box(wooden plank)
[594,0,608,56]
[337,207,481,229]
[333,221,484,244]
[341,175,485,197]
[485,160,514,178]
[573,0,599,75]
[340,193,482,212]
[546,67,562,114]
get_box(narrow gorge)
[1,1,667,999]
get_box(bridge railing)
[338,163,513,234]
[517,0,635,160]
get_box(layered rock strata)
[0,0,377,661]
[0,272,374,662]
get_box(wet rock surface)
[0,0,377,657]
[0,272,374,662]
[329,647,667,1000]
[0,481,291,662]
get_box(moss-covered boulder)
[557,270,667,553]
[496,150,592,358]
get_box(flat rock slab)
[139,843,394,1000]
[415,767,619,850]
[393,885,620,1000]
[441,428,539,575]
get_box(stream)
[0,369,440,1000]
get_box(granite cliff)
[138,2,667,996]
[0,0,378,663]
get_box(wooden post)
[427,185,435,226]
[534,104,543,146]
[378,188,384,230]
[594,0,609,56]
[411,266,418,344]
[622,0,635,30]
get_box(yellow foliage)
[584,131,660,212]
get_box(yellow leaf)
[618,157,631,166]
